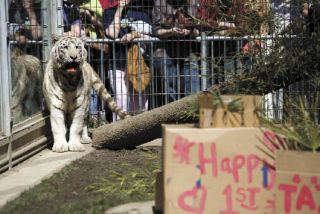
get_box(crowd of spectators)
[8,0,319,120]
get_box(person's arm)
[302,2,309,17]
[217,21,235,29]
[62,1,82,37]
[105,0,130,39]
[63,23,81,37]
[152,0,199,39]
[14,34,29,43]
[23,0,42,40]
[152,0,179,38]
[154,27,189,38]
[120,31,151,44]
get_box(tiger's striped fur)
[43,36,127,152]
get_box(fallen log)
[92,94,197,149]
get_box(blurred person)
[8,0,43,123]
[9,0,42,44]
[99,0,118,11]
[152,0,200,102]
[196,0,235,35]
[80,0,108,118]
[80,0,110,53]
[62,0,83,37]
[99,0,152,15]
[302,1,320,35]
[270,0,302,34]
[197,0,268,81]
[80,0,105,40]
[103,0,152,119]
[195,0,265,35]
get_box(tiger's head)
[51,35,87,74]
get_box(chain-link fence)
[78,0,315,123]
[1,0,318,130]
[0,0,319,170]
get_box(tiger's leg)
[68,107,85,152]
[50,107,69,153]
[81,116,92,144]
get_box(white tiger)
[11,50,43,124]
[43,35,128,153]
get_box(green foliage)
[178,100,199,121]
[260,92,320,152]
[209,90,245,125]
[189,0,272,36]
[210,90,244,112]
[181,1,320,153]
[85,152,161,199]
[88,114,109,128]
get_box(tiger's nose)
[70,55,77,61]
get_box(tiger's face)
[51,36,87,74]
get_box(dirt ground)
[0,146,161,214]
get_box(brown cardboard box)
[199,94,261,128]
[155,172,164,213]
[162,124,278,214]
[276,151,320,214]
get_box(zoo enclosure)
[0,0,315,172]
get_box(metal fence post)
[0,0,11,136]
[51,0,63,36]
[150,41,155,109]
[200,32,207,90]
[0,0,13,170]
[164,54,168,104]
[42,0,52,67]
[137,41,143,111]
[99,43,105,120]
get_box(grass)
[85,152,161,199]
[0,148,161,214]
[0,164,80,214]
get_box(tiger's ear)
[51,34,62,45]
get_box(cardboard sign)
[162,124,278,214]
[198,94,261,128]
[276,151,320,214]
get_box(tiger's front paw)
[68,139,85,152]
[81,135,92,144]
[52,140,69,153]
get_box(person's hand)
[190,28,200,37]
[14,34,29,44]
[302,2,309,17]
[169,27,191,37]
[63,30,80,37]
[121,32,135,44]
[218,21,236,29]
[119,0,131,8]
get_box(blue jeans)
[90,88,98,114]
[154,57,200,101]
[223,57,252,81]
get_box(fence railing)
[84,33,290,122]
